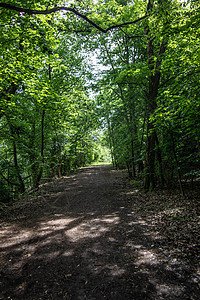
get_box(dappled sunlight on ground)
[66,215,120,242]
[40,217,77,230]
[135,249,159,266]
[0,226,33,248]
[0,166,199,299]
[0,208,199,299]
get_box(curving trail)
[0,166,199,299]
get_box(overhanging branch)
[0,3,146,33]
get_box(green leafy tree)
[1,0,199,199]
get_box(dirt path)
[0,166,199,299]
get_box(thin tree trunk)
[37,109,45,184]
[170,132,185,196]
[6,119,25,193]
[196,130,200,155]
[155,132,165,187]
[144,122,156,191]
[55,128,62,178]
[106,115,115,166]
[13,139,25,193]
[143,1,168,190]
[131,138,136,177]
[31,109,45,188]
[32,64,51,187]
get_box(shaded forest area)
[0,0,200,202]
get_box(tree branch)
[0,3,146,33]
[0,172,21,187]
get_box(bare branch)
[0,3,146,33]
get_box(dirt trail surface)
[0,166,199,299]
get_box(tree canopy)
[0,0,199,201]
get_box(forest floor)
[0,165,199,300]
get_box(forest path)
[0,166,199,299]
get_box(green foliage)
[0,2,104,198]
[0,180,12,203]
[0,0,199,199]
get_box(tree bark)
[11,131,25,193]
[155,132,165,187]
[170,132,185,196]
[143,1,168,191]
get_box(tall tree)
[1,0,199,197]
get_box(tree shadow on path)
[0,166,199,299]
